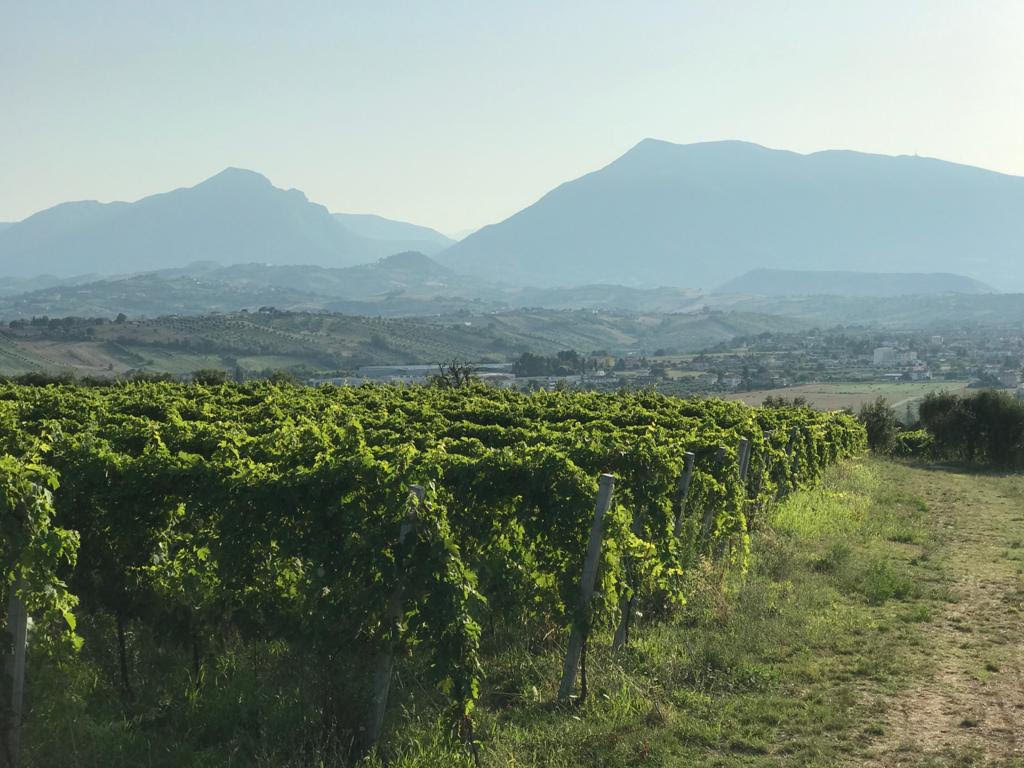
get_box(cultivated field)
[725,380,973,414]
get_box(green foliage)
[0,451,80,653]
[191,368,228,385]
[0,381,862,759]
[858,397,900,453]
[512,350,587,377]
[918,389,1024,467]
[890,429,934,458]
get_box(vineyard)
[0,382,863,766]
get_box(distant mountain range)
[439,139,1024,290]
[716,269,995,297]
[0,169,453,277]
[5,140,1023,293]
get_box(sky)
[2,1,1023,235]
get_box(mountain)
[0,169,381,278]
[0,223,12,232]
[438,139,1024,290]
[332,213,453,255]
[716,269,995,297]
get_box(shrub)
[890,429,934,458]
[192,368,228,385]
[858,397,899,453]
[918,390,1024,467]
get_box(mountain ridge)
[437,139,1024,290]
[0,169,457,277]
[715,268,995,297]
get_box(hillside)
[332,213,454,255]
[0,258,698,319]
[716,269,995,297]
[0,307,810,377]
[0,169,454,278]
[438,139,1024,290]
[0,253,484,319]
[709,292,1024,328]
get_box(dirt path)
[868,466,1024,766]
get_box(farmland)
[5,379,1021,766]
[2,381,861,766]
[725,380,973,415]
[0,309,811,379]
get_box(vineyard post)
[737,438,751,481]
[363,485,421,752]
[559,474,615,701]
[754,430,773,501]
[2,583,27,768]
[672,451,696,538]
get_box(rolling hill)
[0,254,704,319]
[715,269,995,297]
[438,139,1024,290]
[332,213,454,255]
[0,307,813,378]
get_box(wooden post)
[559,474,615,700]
[737,438,751,481]
[363,486,421,752]
[752,431,773,499]
[3,584,27,768]
[672,451,697,538]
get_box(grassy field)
[725,381,973,415]
[360,458,1023,768]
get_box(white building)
[873,347,917,368]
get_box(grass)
[361,458,954,767]
[21,458,1024,767]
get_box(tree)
[192,369,228,386]
[858,397,899,453]
[431,359,476,388]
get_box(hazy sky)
[3,1,1023,234]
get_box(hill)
[707,292,1024,328]
[716,269,995,297]
[0,307,810,377]
[0,169,431,278]
[438,139,1024,290]
[332,213,454,255]
[0,256,705,319]
[0,253,488,319]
